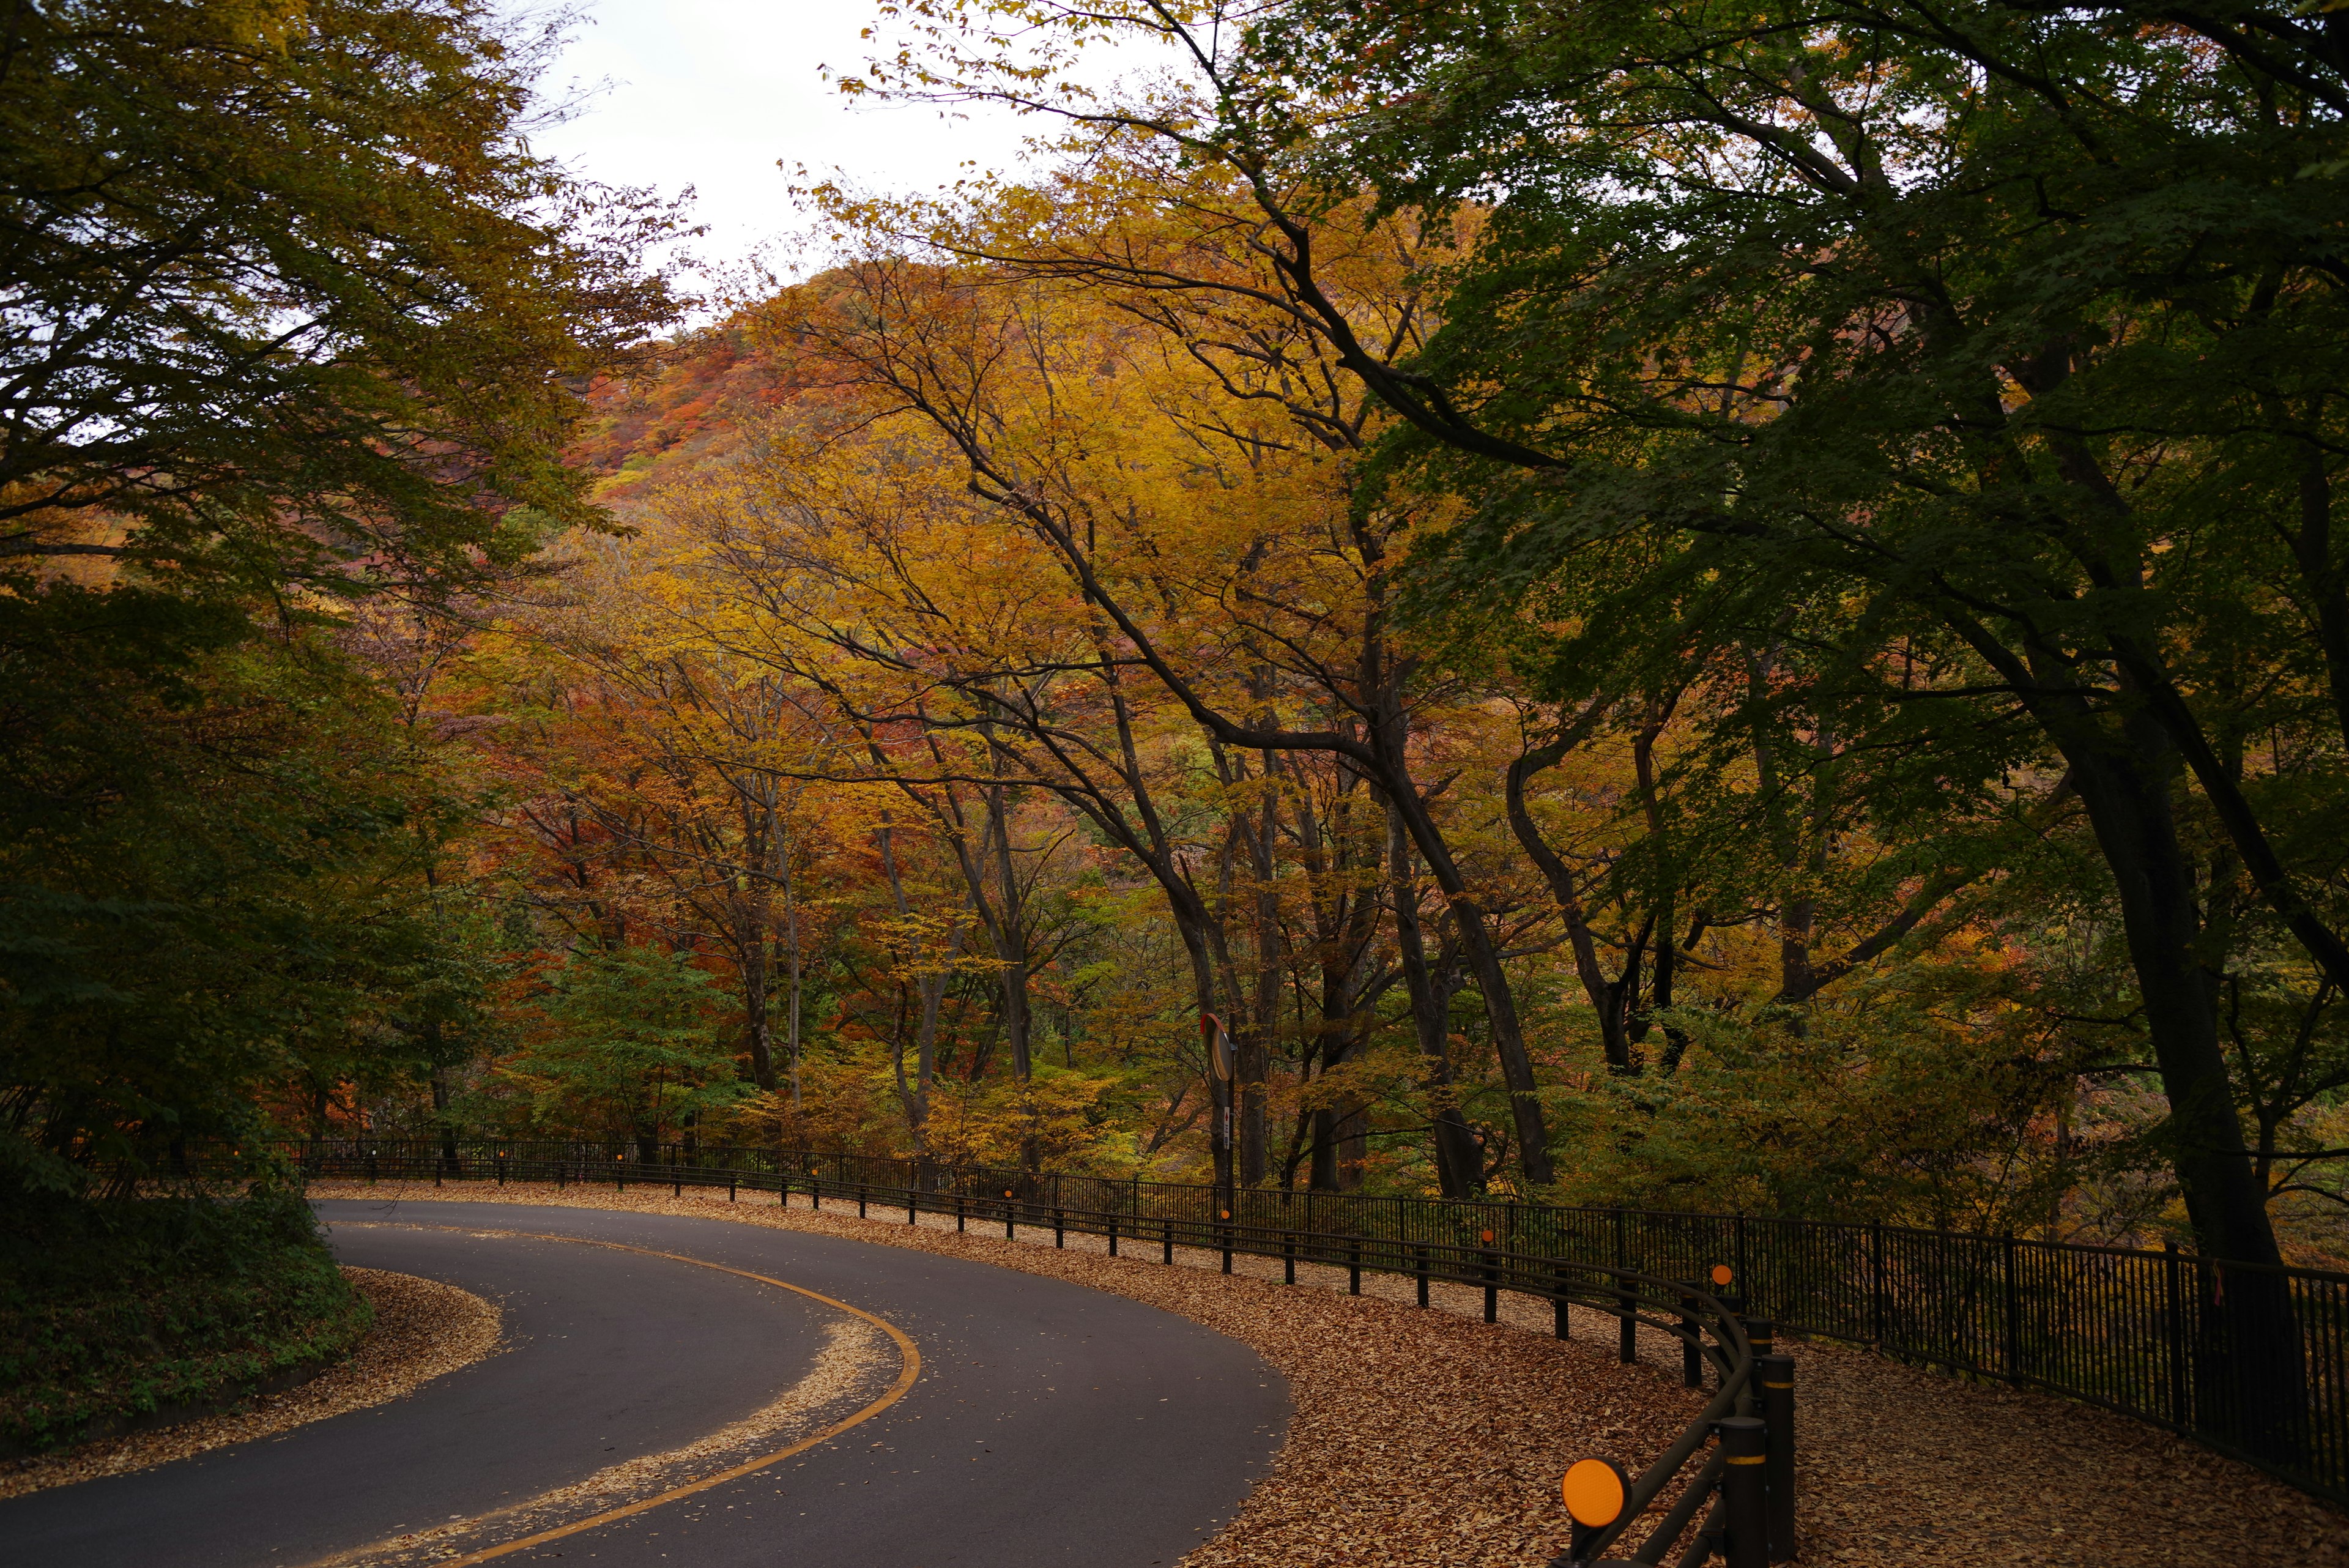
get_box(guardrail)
[250,1139,1783,1564]
[218,1137,2344,1511]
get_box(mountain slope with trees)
[10,0,2347,1328]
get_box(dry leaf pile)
[306,1181,2348,1567]
[0,1266,500,1500]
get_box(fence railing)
[239,1136,1783,1564]
[228,1136,2345,1512]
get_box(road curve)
[0,1198,1290,1568]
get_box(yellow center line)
[332,1224,922,1567]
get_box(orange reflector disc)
[1561,1457,1627,1526]
[1710,1263,1734,1287]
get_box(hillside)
[574,322,790,509]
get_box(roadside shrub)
[0,1187,370,1452]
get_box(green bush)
[0,1189,371,1452]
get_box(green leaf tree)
[0,0,677,591]
[511,944,744,1161]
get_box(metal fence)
[230,1136,2348,1509]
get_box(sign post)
[1555,1456,1630,1566]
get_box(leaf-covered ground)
[306,1181,2347,1567]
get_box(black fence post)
[1869,1220,1887,1347]
[1415,1244,1430,1308]
[1736,1317,1772,1422]
[1718,1415,1768,1568]
[1553,1261,1571,1340]
[908,1190,918,1226]
[1735,1212,1750,1307]
[1108,1214,1119,1257]
[957,1194,967,1233]
[1163,1219,1174,1265]
[2164,1240,2189,1430]
[1614,1209,1638,1364]
[1483,1243,1499,1324]
[729,1175,738,1202]
[1756,1353,1796,1562]
[858,1184,868,1219]
[2002,1231,2022,1386]
[1349,1238,1362,1298]
[1055,1208,1066,1249]
[1679,1281,1704,1389]
[1283,1232,1296,1285]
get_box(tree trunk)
[1359,674,1553,1184]
[985,770,1033,1088]
[1242,768,1281,1186]
[1504,705,1644,1071]
[782,849,804,1115]
[2065,704,2300,1462]
[1288,756,1378,1194]
[1388,795,1483,1198]
[1386,775,1554,1185]
[2289,450,2349,756]
[741,936,777,1093]
[878,815,956,1169]
[1629,709,1691,1066]
[428,1054,458,1173]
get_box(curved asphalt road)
[0,1198,1290,1568]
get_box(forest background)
[6,0,2349,1290]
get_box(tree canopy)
[0,0,676,592]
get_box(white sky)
[520,0,1143,284]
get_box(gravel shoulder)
[304,1178,2348,1568]
[0,1267,499,1501]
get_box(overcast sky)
[521,0,1133,283]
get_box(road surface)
[0,1197,1290,1568]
